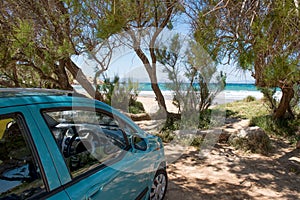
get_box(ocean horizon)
[137,82,282,104]
[138,82,259,92]
[73,82,282,104]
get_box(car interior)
[0,118,45,199]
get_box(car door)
[0,106,70,200]
[38,105,152,200]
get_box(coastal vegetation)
[97,75,145,114]
[221,97,300,144]
[0,1,299,143]
[159,96,299,154]
[189,0,300,119]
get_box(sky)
[72,19,255,84]
[73,50,255,84]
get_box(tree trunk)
[134,48,168,112]
[12,65,20,87]
[273,87,294,119]
[56,60,73,90]
[151,82,167,112]
[65,59,104,101]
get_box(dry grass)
[218,98,269,120]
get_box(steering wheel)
[66,129,101,156]
[61,128,102,170]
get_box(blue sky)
[73,50,255,84]
[72,19,255,84]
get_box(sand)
[136,91,264,114]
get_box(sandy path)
[136,96,300,200]
[164,142,300,200]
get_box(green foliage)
[238,48,255,71]
[225,109,239,118]
[217,98,299,144]
[129,100,145,114]
[155,130,175,143]
[98,75,120,105]
[243,96,256,102]
[198,109,212,130]
[156,34,226,131]
[190,136,204,147]
[258,87,277,112]
[97,75,145,114]
[250,116,300,140]
[185,41,226,112]
[291,86,300,110]
[161,113,181,132]
[192,0,300,119]
[217,99,269,120]
[229,132,273,155]
[97,12,127,39]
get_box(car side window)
[0,115,45,199]
[43,109,129,178]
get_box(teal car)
[0,88,167,200]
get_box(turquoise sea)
[73,82,282,103]
[138,82,259,92]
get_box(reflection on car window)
[0,116,45,199]
[43,109,128,178]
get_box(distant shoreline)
[137,82,261,92]
[72,84,282,113]
[137,90,282,114]
[138,90,269,104]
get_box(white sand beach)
[137,90,283,114]
[73,84,282,114]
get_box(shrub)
[229,132,272,155]
[198,109,211,129]
[129,99,145,114]
[155,130,175,143]
[97,75,145,114]
[243,95,256,102]
[191,136,204,147]
[250,115,300,143]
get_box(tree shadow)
[166,178,254,200]
[165,142,300,200]
[226,147,300,199]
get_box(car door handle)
[86,184,103,200]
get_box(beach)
[137,90,282,114]
[73,84,282,113]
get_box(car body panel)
[0,106,62,191]
[27,103,72,185]
[0,91,167,199]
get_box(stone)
[128,113,151,121]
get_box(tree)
[156,34,185,113]
[185,41,226,111]
[188,0,300,119]
[95,0,183,113]
[156,34,226,130]
[0,0,119,100]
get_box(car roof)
[0,88,99,108]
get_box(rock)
[219,128,237,143]
[218,131,231,143]
[128,113,151,121]
[173,128,232,145]
[232,119,250,130]
[236,126,267,140]
[240,180,252,188]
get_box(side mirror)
[132,136,147,151]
